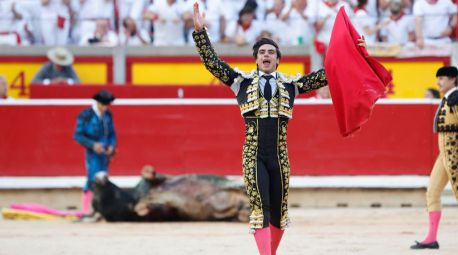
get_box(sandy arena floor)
[0,207,456,255]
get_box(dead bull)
[91,170,250,223]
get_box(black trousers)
[256,154,283,228]
[243,117,290,231]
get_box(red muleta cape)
[324,7,392,137]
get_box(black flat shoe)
[410,241,439,249]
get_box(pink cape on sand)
[324,7,392,137]
[10,203,83,217]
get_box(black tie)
[263,75,273,101]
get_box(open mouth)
[262,60,271,65]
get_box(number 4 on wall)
[10,71,28,97]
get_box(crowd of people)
[0,0,456,47]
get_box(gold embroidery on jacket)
[239,73,294,118]
[293,69,328,93]
[440,132,458,201]
[278,119,291,229]
[242,120,264,231]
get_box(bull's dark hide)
[91,173,250,222]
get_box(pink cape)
[324,7,392,137]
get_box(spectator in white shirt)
[352,0,382,44]
[40,0,73,45]
[119,17,151,46]
[0,0,33,45]
[378,0,392,19]
[183,0,226,43]
[379,0,415,45]
[128,0,150,30]
[79,18,118,46]
[413,0,457,48]
[144,0,186,46]
[263,0,288,44]
[315,0,352,46]
[220,0,246,22]
[281,0,314,45]
[224,7,263,46]
[76,0,114,43]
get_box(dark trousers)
[256,155,283,228]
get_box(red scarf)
[240,23,251,31]
[353,7,366,13]
[324,7,392,137]
[390,11,405,22]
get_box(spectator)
[127,0,150,33]
[79,19,118,46]
[220,0,247,22]
[281,0,314,45]
[352,0,382,44]
[379,0,415,45]
[76,0,114,42]
[74,89,116,214]
[413,0,457,48]
[263,0,287,43]
[424,87,441,98]
[378,0,392,19]
[39,0,72,45]
[0,0,34,45]
[144,0,187,46]
[118,0,136,22]
[244,0,269,21]
[0,75,9,99]
[32,47,80,85]
[257,29,276,41]
[183,0,226,43]
[119,17,151,46]
[315,0,352,46]
[224,7,263,46]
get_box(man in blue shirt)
[74,90,116,214]
[32,47,80,85]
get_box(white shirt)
[263,12,289,44]
[316,0,352,45]
[281,7,315,45]
[444,86,457,98]
[220,0,246,21]
[119,29,151,46]
[0,0,32,44]
[413,0,457,39]
[78,0,114,20]
[184,0,225,42]
[259,71,278,97]
[147,1,186,46]
[352,9,377,44]
[92,101,103,118]
[380,14,415,45]
[225,20,263,45]
[79,31,118,46]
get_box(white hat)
[47,47,74,66]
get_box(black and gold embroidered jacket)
[193,28,328,118]
[435,89,458,132]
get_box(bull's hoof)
[134,203,149,216]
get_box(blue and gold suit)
[74,107,116,191]
[193,29,328,232]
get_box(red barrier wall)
[0,100,439,176]
[29,85,316,99]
